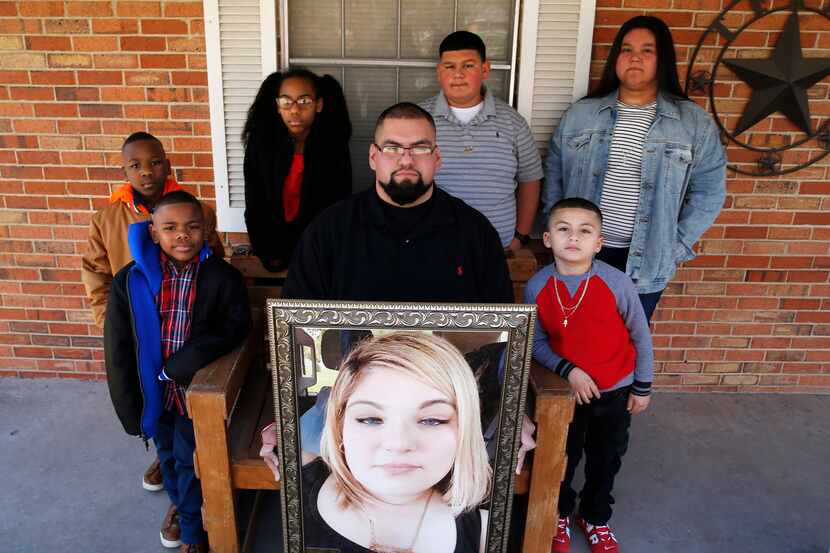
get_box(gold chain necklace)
[553,271,591,328]
[367,489,433,553]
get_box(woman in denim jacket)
[542,16,726,321]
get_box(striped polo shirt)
[421,90,543,247]
[600,100,657,248]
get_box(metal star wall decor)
[684,0,830,176]
[723,10,830,136]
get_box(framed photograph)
[267,300,536,553]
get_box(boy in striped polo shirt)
[524,198,653,553]
[421,31,543,251]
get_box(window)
[282,0,519,189]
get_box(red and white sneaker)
[550,516,571,552]
[576,517,619,553]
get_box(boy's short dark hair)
[439,31,486,61]
[548,197,603,228]
[153,190,202,214]
[374,102,436,139]
[122,131,163,152]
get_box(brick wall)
[0,1,211,379]
[0,0,828,392]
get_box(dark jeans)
[154,409,207,545]
[558,386,632,525]
[595,246,663,322]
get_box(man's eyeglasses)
[276,96,315,110]
[373,143,436,158]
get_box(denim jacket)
[542,91,726,293]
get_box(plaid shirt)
[157,252,200,415]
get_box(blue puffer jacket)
[104,220,250,440]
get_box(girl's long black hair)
[587,15,688,100]
[241,68,352,150]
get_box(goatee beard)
[379,176,433,206]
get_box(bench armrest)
[187,309,262,420]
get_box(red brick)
[14,346,54,358]
[164,2,202,16]
[787,271,828,283]
[55,87,100,102]
[171,71,207,86]
[146,87,190,102]
[91,18,139,34]
[32,334,71,347]
[799,182,830,195]
[141,18,189,34]
[724,226,768,239]
[30,71,75,85]
[794,212,830,225]
[13,119,57,133]
[93,54,139,69]
[66,1,112,16]
[79,103,123,118]
[61,151,104,165]
[53,348,92,360]
[44,19,90,35]
[121,37,166,52]
[0,71,29,84]
[168,37,203,53]
[124,71,170,86]
[57,119,102,134]
[124,104,168,119]
[43,166,86,180]
[140,54,187,68]
[1,166,44,179]
[19,2,64,16]
[725,255,769,268]
[101,87,145,102]
[34,103,79,117]
[0,105,30,120]
[26,36,72,51]
[40,269,80,282]
[73,36,119,53]
[17,150,60,165]
[116,1,161,16]
[86,167,123,181]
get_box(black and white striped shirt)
[600,100,657,248]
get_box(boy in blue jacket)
[104,191,250,552]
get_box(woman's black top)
[301,458,482,553]
[243,131,351,271]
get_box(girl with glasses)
[243,68,353,272]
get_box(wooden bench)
[187,251,574,553]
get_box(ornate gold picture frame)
[267,300,536,553]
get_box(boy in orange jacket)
[81,131,224,548]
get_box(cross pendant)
[563,318,568,328]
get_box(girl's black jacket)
[243,131,352,271]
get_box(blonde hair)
[320,332,491,515]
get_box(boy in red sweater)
[524,198,653,553]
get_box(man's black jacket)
[282,187,514,303]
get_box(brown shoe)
[143,456,164,491]
[160,504,182,548]
[179,542,208,553]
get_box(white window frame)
[515,0,596,120]
[204,0,278,232]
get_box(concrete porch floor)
[1,378,827,553]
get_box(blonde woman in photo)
[262,332,492,553]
